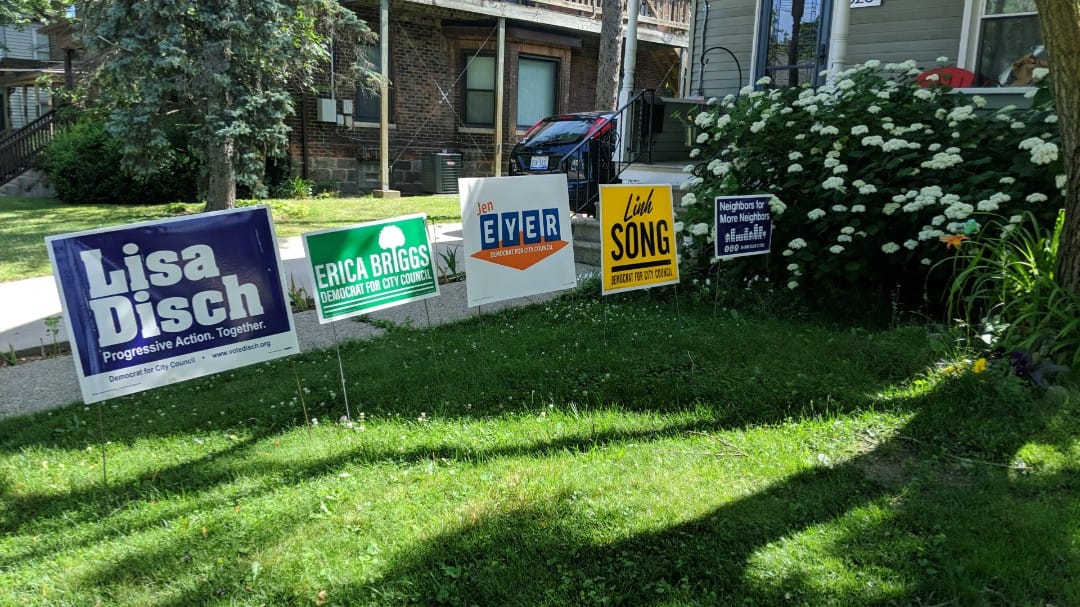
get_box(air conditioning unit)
[421,152,462,194]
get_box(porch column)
[374,0,400,198]
[827,0,851,81]
[494,18,505,176]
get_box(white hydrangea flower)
[750,120,766,133]
[977,199,999,212]
[787,281,799,290]
[807,208,826,221]
[1033,67,1049,81]
[789,238,807,250]
[851,125,869,136]
[782,249,794,257]
[788,151,803,161]
[837,79,856,90]
[883,203,901,215]
[837,234,853,242]
[921,258,932,266]
[829,245,844,254]
[690,222,710,236]
[788,163,804,173]
[680,193,697,207]
[822,177,845,191]
[819,125,839,136]
[833,164,849,175]
[689,148,700,158]
[914,88,934,100]
[936,56,949,63]
[1045,114,1058,124]
[717,114,732,128]
[1010,215,1023,224]
[1058,175,1067,190]
[903,239,918,250]
[831,204,848,212]
[673,221,684,233]
[868,105,881,114]
[769,197,787,216]
[696,132,709,144]
[881,242,900,254]
[972,95,986,108]
[857,184,877,195]
[824,157,840,168]
[851,204,866,213]
[841,226,855,235]
[1026,193,1048,203]
[931,214,946,226]
[694,112,715,128]
[944,202,975,220]
[787,263,799,271]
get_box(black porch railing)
[0,110,68,186]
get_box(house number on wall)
[850,0,882,6]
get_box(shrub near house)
[680,59,1064,311]
[39,119,199,205]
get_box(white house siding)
[845,1,965,68]
[687,0,758,99]
[2,24,52,131]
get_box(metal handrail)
[0,109,69,186]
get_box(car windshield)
[522,117,600,147]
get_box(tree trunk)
[1036,0,1080,292]
[595,0,624,110]
[205,138,237,211]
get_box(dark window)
[463,53,495,126]
[517,56,558,128]
[355,44,392,122]
[755,0,831,88]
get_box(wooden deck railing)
[528,0,690,30]
[0,110,69,186]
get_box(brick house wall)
[284,1,683,195]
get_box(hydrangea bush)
[679,59,1065,309]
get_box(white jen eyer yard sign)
[459,174,577,307]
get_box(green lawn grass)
[0,195,461,283]
[1,292,1076,606]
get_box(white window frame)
[957,0,1039,93]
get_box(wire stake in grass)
[330,322,352,422]
[291,358,313,438]
[423,298,442,389]
[713,261,722,317]
[97,399,109,493]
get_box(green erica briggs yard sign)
[302,214,440,323]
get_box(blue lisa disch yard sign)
[46,206,300,403]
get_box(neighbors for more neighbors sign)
[302,214,440,323]
[46,206,299,403]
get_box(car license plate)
[530,156,548,170]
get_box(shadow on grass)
[331,380,1077,606]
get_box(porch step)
[571,216,601,267]
[0,170,54,198]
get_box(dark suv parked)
[508,112,620,215]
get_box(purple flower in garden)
[1009,350,1031,379]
